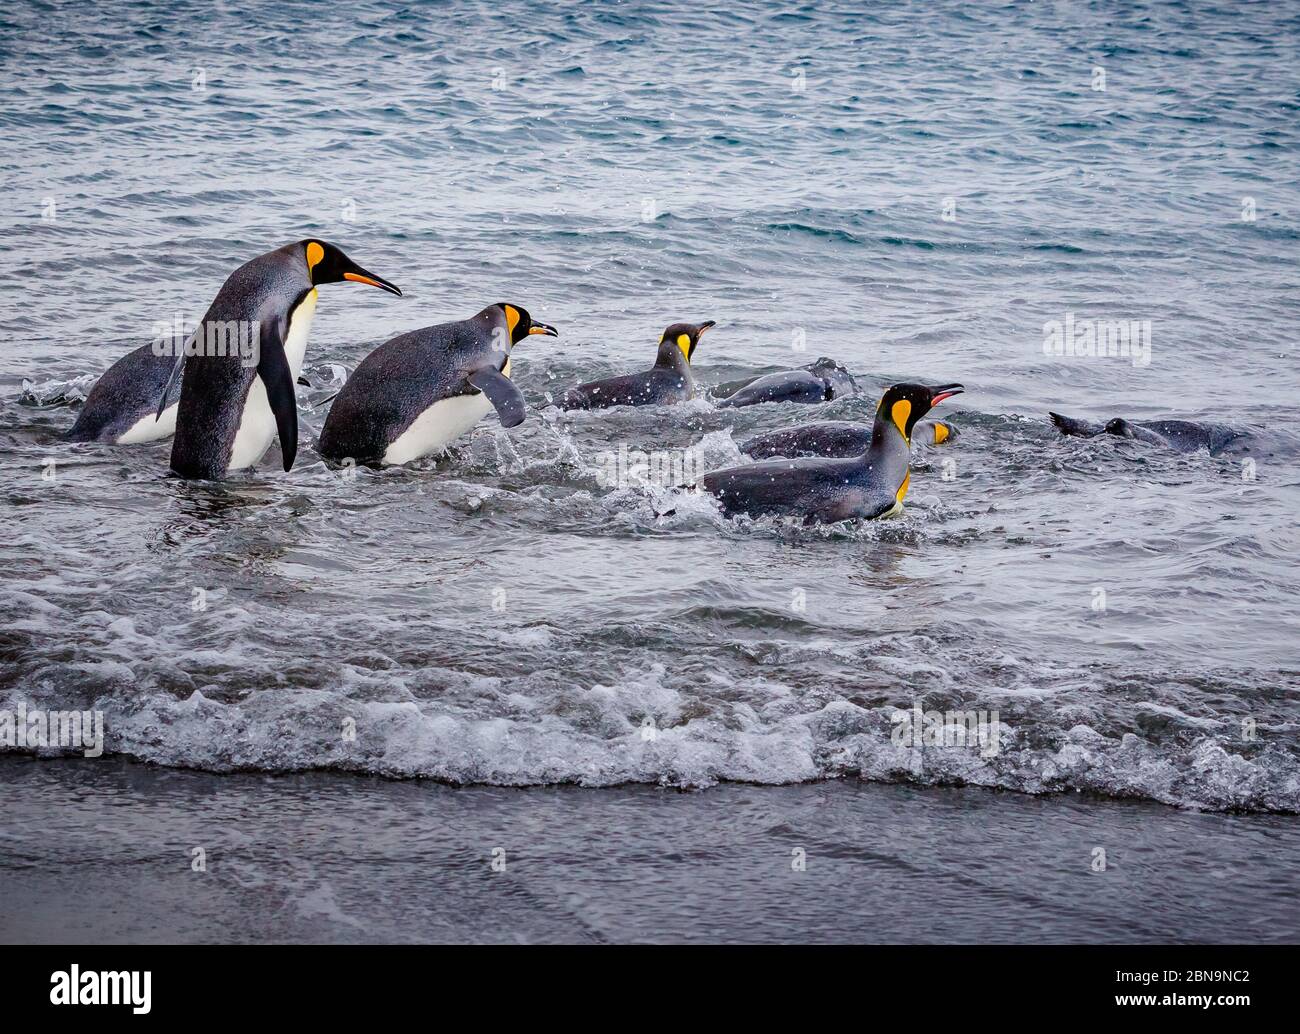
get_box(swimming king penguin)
[167,240,401,479]
[65,341,186,445]
[558,320,714,410]
[1048,411,1257,456]
[317,303,558,467]
[740,418,956,459]
[715,357,858,409]
[698,383,963,524]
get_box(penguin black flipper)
[256,318,299,471]
[154,347,187,423]
[467,365,526,428]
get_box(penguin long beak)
[342,265,403,296]
[528,322,559,337]
[697,320,717,334]
[929,384,964,406]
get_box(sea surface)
[2,0,1300,817]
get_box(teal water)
[1,1,1298,812]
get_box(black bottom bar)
[2,944,1291,1020]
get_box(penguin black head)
[877,383,964,442]
[492,303,559,345]
[1104,417,1136,439]
[300,240,402,296]
[659,320,716,364]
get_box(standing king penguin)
[698,383,963,524]
[167,240,401,479]
[559,321,714,410]
[317,303,558,467]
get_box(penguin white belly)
[382,391,492,465]
[227,289,316,472]
[117,403,177,444]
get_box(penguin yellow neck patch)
[306,241,324,273]
[677,333,692,363]
[891,399,912,441]
[895,471,911,505]
[933,422,950,444]
[503,305,521,339]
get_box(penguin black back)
[318,303,557,467]
[169,240,400,479]
[715,357,858,409]
[170,245,312,478]
[739,417,956,460]
[65,342,182,443]
[559,320,714,410]
[1049,411,1261,456]
[700,382,962,523]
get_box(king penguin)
[1048,411,1257,456]
[558,321,714,410]
[69,242,397,452]
[740,418,956,459]
[715,357,858,409]
[166,240,401,479]
[317,303,558,467]
[697,383,963,524]
[65,341,186,445]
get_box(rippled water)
[3,0,1299,813]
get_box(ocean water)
[2,0,1299,814]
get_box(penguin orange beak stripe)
[343,271,403,296]
[527,322,559,337]
[929,384,964,406]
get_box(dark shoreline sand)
[2,756,1296,944]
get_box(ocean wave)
[2,668,1296,813]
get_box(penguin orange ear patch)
[677,333,691,361]
[306,241,325,271]
[891,399,912,438]
[503,305,521,338]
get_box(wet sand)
[1,756,1295,944]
